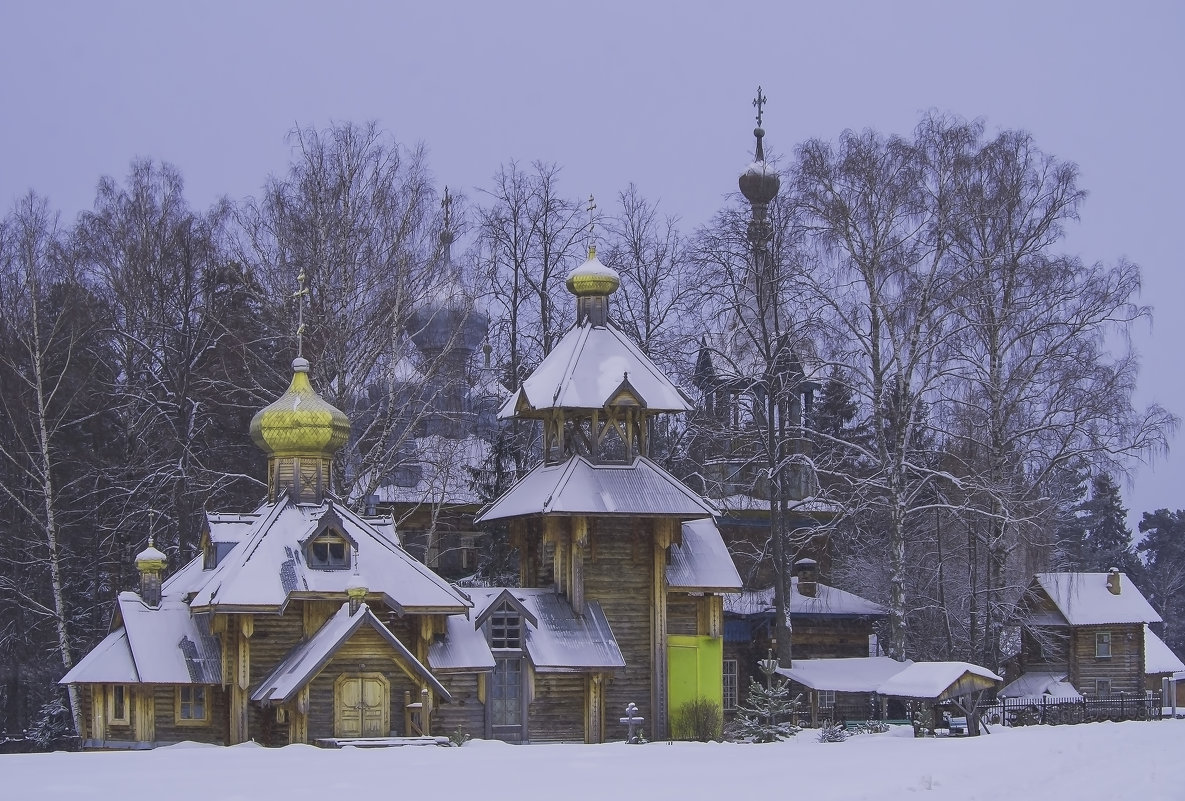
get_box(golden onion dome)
[135,544,168,572]
[249,357,350,458]
[565,248,621,297]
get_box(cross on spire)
[294,268,310,357]
[441,186,453,230]
[753,86,767,127]
[586,193,598,258]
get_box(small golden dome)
[135,544,168,572]
[250,358,350,458]
[565,248,620,297]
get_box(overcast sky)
[1,1,1181,528]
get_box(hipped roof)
[475,455,716,522]
[499,321,692,417]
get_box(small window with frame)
[818,689,836,708]
[490,607,521,650]
[722,659,739,711]
[308,532,350,570]
[1095,631,1112,658]
[107,684,130,725]
[1095,678,1112,697]
[176,685,208,724]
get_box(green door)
[668,635,723,737]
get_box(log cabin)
[1013,570,1161,699]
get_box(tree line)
[0,115,1178,738]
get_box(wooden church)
[60,245,740,747]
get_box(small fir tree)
[732,652,802,742]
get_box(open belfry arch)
[477,242,742,741]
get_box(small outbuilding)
[876,661,1001,736]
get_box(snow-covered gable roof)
[475,455,716,522]
[1030,573,1161,626]
[454,588,626,672]
[667,518,743,592]
[998,671,1082,700]
[1145,626,1185,675]
[59,629,139,685]
[724,578,887,618]
[375,435,492,507]
[429,613,497,671]
[63,592,221,685]
[251,602,450,704]
[500,321,692,417]
[188,498,471,614]
[776,656,912,693]
[876,661,1001,700]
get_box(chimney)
[795,558,818,598]
[347,557,367,615]
[135,542,168,607]
[1106,567,1121,596]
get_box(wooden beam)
[135,687,155,744]
[571,516,588,616]
[586,673,604,744]
[652,519,671,740]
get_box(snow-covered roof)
[375,435,492,507]
[61,592,221,685]
[998,672,1082,700]
[429,613,498,671]
[1030,573,1161,626]
[475,455,716,522]
[189,498,471,614]
[1146,626,1185,675]
[455,588,626,672]
[724,578,887,618]
[776,656,912,693]
[666,519,743,592]
[500,321,693,417]
[713,494,840,516]
[60,629,139,684]
[876,661,1001,700]
[251,602,449,704]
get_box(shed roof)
[776,656,912,693]
[876,661,1001,701]
[454,588,626,672]
[666,518,743,592]
[499,321,692,417]
[998,671,1082,701]
[475,455,716,522]
[1146,626,1185,675]
[1030,573,1160,626]
[724,579,887,618]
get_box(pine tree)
[1078,473,1140,576]
[732,677,802,743]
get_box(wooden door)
[334,673,390,738]
[490,656,525,742]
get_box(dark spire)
[739,86,780,206]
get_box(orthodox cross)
[586,193,597,256]
[294,268,310,357]
[441,186,453,230]
[753,86,767,127]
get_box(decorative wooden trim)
[586,673,604,744]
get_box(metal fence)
[978,692,1163,727]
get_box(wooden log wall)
[433,673,486,738]
[152,685,228,745]
[667,595,699,636]
[527,673,585,742]
[1069,624,1144,695]
[580,518,655,739]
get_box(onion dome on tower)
[250,356,350,503]
[566,246,620,327]
[738,85,780,208]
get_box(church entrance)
[334,673,390,738]
[490,656,525,741]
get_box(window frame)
[818,689,836,708]
[722,658,739,711]
[489,606,522,650]
[1095,678,1112,697]
[107,684,130,725]
[175,685,209,725]
[1095,631,1112,658]
[307,531,350,570]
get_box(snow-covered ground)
[4,720,1182,801]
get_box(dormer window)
[490,606,521,650]
[308,531,350,570]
